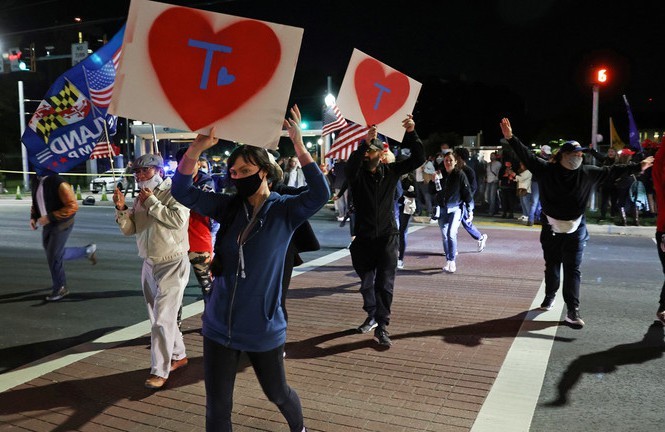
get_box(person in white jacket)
[515,161,534,225]
[113,153,191,390]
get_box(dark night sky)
[1,0,664,147]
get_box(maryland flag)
[21,25,124,174]
[609,117,626,151]
[28,79,91,144]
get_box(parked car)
[89,168,133,194]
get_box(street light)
[325,93,335,107]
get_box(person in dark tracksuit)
[500,118,653,328]
[346,115,425,346]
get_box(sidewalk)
[0,225,549,431]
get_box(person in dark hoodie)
[30,169,97,301]
[500,118,653,328]
[171,105,327,432]
[345,115,425,347]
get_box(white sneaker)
[429,218,438,224]
[442,262,450,272]
[448,261,456,273]
[397,260,404,269]
[477,234,488,252]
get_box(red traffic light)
[596,68,608,84]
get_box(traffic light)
[596,68,608,84]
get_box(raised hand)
[402,114,415,132]
[500,118,513,139]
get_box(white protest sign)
[110,0,303,149]
[336,49,421,142]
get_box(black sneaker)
[539,296,555,311]
[374,327,392,346]
[565,309,585,327]
[46,286,69,302]
[357,317,377,334]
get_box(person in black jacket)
[346,115,425,346]
[433,152,474,274]
[500,118,653,328]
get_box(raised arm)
[500,118,547,175]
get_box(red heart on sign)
[354,58,410,126]
[148,8,281,131]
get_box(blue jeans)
[520,193,533,219]
[540,217,589,310]
[438,207,462,261]
[204,338,304,432]
[530,181,540,223]
[486,181,499,215]
[42,220,87,290]
[460,206,482,240]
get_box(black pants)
[350,235,398,326]
[398,212,412,260]
[540,216,589,310]
[204,338,303,432]
[657,232,665,312]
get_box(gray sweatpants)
[141,256,190,378]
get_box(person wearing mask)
[171,105,327,432]
[113,154,191,389]
[434,152,474,273]
[30,170,97,301]
[346,115,425,347]
[500,118,653,328]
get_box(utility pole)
[18,81,29,191]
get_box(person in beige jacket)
[113,154,190,390]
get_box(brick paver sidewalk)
[0,226,544,431]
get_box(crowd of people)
[29,110,664,432]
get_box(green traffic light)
[300,121,309,130]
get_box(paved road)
[0,196,663,431]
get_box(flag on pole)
[623,95,642,152]
[90,141,121,159]
[325,121,369,160]
[609,117,625,151]
[321,104,347,136]
[21,25,125,174]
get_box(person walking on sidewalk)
[171,105,326,432]
[30,170,97,302]
[500,118,653,328]
[113,154,191,390]
[346,115,425,347]
[454,147,488,251]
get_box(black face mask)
[232,171,263,197]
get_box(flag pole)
[150,123,159,155]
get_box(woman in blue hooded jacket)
[171,105,329,432]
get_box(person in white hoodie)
[113,153,191,390]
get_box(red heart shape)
[148,8,281,131]
[354,58,410,126]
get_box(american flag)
[321,104,347,136]
[84,48,121,108]
[90,141,120,159]
[325,122,369,161]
